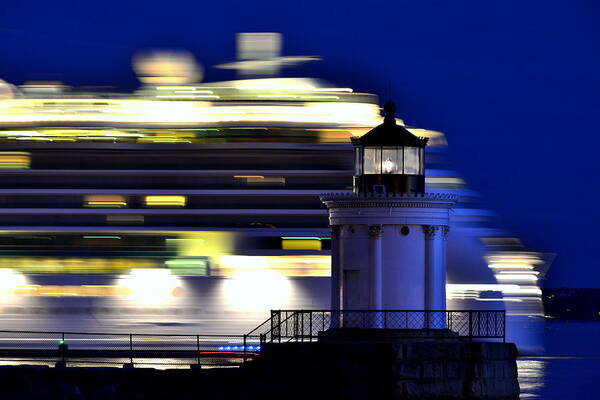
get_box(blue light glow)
[216,344,261,352]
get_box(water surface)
[518,357,600,399]
[518,320,600,399]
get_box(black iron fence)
[249,310,506,344]
[0,310,505,367]
[0,330,261,367]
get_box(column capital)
[442,226,450,239]
[422,225,440,239]
[368,224,383,238]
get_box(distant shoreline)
[543,288,600,320]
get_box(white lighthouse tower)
[321,102,456,316]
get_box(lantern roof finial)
[351,101,429,147]
[383,101,396,125]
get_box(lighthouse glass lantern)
[352,102,428,194]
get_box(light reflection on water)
[518,321,600,399]
[518,357,600,400]
[518,359,545,399]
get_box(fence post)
[243,335,247,363]
[503,311,506,343]
[197,335,200,365]
[271,310,281,343]
[277,310,282,343]
[309,312,313,342]
[270,310,275,343]
[61,332,65,363]
[129,333,133,365]
[301,311,304,342]
[468,311,473,341]
[293,312,299,342]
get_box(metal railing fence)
[0,310,506,367]
[0,330,260,367]
[249,310,505,344]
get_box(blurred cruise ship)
[0,34,551,351]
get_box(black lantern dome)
[351,102,428,194]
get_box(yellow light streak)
[281,238,322,251]
[0,99,382,127]
[0,152,30,169]
[144,195,186,207]
[85,195,127,208]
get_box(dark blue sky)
[0,0,598,287]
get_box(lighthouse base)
[252,330,519,400]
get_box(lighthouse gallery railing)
[246,310,506,345]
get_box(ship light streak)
[488,264,535,270]
[496,270,540,275]
[0,99,382,126]
[117,269,182,305]
[156,95,220,99]
[476,298,523,302]
[0,269,27,297]
[313,87,353,92]
[82,235,121,239]
[144,195,187,207]
[223,269,290,312]
[156,87,214,93]
[300,96,340,100]
[447,284,542,300]
[85,195,127,208]
[495,274,538,282]
[0,152,30,169]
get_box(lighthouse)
[248,105,518,400]
[321,102,456,316]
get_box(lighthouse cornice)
[321,192,456,227]
[320,192,457,209]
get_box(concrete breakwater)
[0,365,242,400]
[256,340,519,399]
[0,340,518,400]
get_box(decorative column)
[330,225,342,328]
[368,224,383,310]
[423,224,448,328]
[423,225,445,310]
[441,226,449,308]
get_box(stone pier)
[0,329,519,400]
[249,328,520,400]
